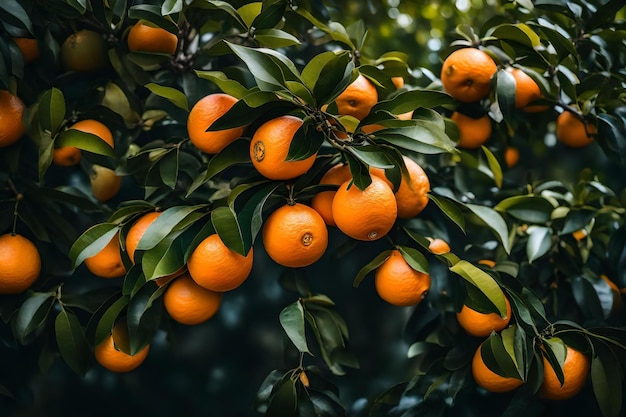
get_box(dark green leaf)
[0,0,33,33]
[280,301,310,354]
[194,70,250,99]
[211,206,245,255]
[591,348,623,417]
[55,308,91,375]
[38,88,65,133]
[14,292,55,344]
[353,250,392,287]
[466,204,512,254]
[135,205,206,252]
[450,260,507,318]
[145,83,188,111]
[495,195,555,224]
[526,226,553,263]
[126,282,165,354]
[427,193,466,232]
[397,245,429,274]
[55,129,115,158]
[94,295,129,345]
[69,223,119,269]
[128,4,179,34]
[161,0,183,15]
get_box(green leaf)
[69,223,119,269]
[370,90,457,116]
[286,119,324,162]
[161,0,183,15]
[127,4,179,34]
[14,292,55,344]
[141,226,197,280]
[481,146,503,188]
[542,337,567,386]
[353,250,392,287]
[302,51,354,106]
[279,301,310,354]
[145,83,188,111]
[428,193,466,232]
[135,205,206,252]
[126,282,165,354]
[295,9,353,48]
[466,204,512,254]
[526,226,553,263]
[212,206,245,255]
[265,377,297,417]
[397,245,429,274]
[491,23,541,48]
[375,119,458,154]
[94,295,129,345]
[194,70,250,99]
[482,332,523,379]
[450,260,507,318]
[55,307,91,375]
[38,88,66,133]
[591,349,623,417]
[495,195,555,224]
[195,0,246,29]
[0,0,33,33]
[55,129,115,158]
[348,145,395,169]
[252,0,286,30]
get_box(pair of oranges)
[458,260,591,400]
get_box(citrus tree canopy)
[1,0,625,416]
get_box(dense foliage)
[1,0,625,416]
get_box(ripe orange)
[472,342,523,392]
[427,237,451,254]
[125,211,161,263]
[572,228,588,241]
[187,234,254,292]
[0,234,41,294]
[504,146,520,168]
[163,273,222,325]
[0,90,26,148]
[441,48,497,103]
[507,68,546,111]
[262,203,328,268]
[556,111,596,148]
[451,112,492,149]
[90,165,122,203]
[53,119,115,166]
[374,249,431,306]
[479,259,496,267]
[94,322,150,373]
[187,93,245,154]
[371,155,430,219]
[310,163,352,226]
[127,21,178,55]
[334,74,378,120]
[84,232,126,278]
[332,175,397,241]
[13,37,39,63]
[250,115,317,180]
[391,76,405,89]
[539,344,590,400]
[61,29,108,72]
[457,295,512,337]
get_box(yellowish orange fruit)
[90,165,122,203]
[187,234,254,292]
[507,67,547,112]
[125,211,161,264]
[187,93,245,154]
[94,322,150,373]
[311,163,352,227]
[250,115,316,180]
[84,232,126,278]
[334,74,378,120]
[375,249,431,306]
[0,234,41,294]
[391,76,405,89]
[127,21,178,55]
[13,37,40,63]
[332,175,397,241]
[539,345,590,400]
[262,203,328,268]
[0,90,26,148]
[451,112,492,149]
[61,29,108,72]
[556,111,596,148]
[441,48,497,103]
[472,342,524,392]
[457,295,512,337]
[504,146,520,168]
[163,273,222,325]
[427,237,451,254]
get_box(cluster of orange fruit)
[458,261,590,400]
[440,47,597,166]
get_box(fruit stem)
[8,178,22,236]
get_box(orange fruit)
[299,370,310,387]
[310,163,352,226]
[504,146,520,168]
[374,249,431,306]
[84,232,126,278]
[507,67,546,111]
[61,29,108,72]
[391,76,405,89]
[187,93,245,154]
[371,155,430,219]
[94,322,150,373]
[187,234,254,292]
[53,119,114,166]
[262,203,328,268]
[250,115,317,180]
[539,345,590,400]
[90,165,122,203]
[332,175,397,241]
[441,48,497,103]
[572,229,588,241]
[334,74,378,120]
[556,111,596,148]
[0,90,26,148]
[457,295,512,337]
[163,273,222,325]
[0,234,41,294]
[472,342,523,393]
[125,211,161,264]
[427,237,450,254]
[479,259,496,267]
[451,112,492,149]
[127,21,178,55]
[13,37,39,63]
